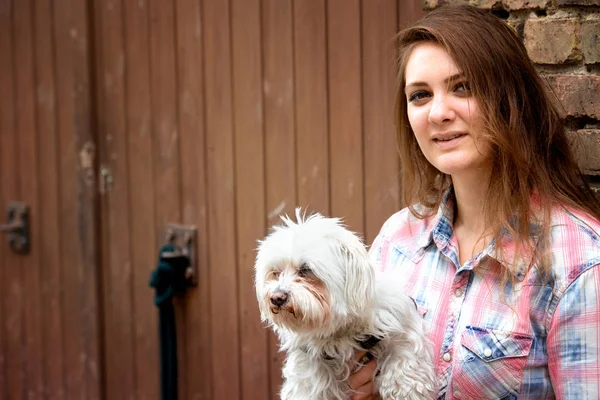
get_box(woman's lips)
[432,133,467,148]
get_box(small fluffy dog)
[255,209,436,400]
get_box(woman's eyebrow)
[405,72,466,92]
[444,73,465,83]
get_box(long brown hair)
[395,5,600,276]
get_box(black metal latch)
[148,224,197,400]
[0,202,30,254]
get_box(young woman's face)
[404,42,491,178]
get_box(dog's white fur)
[255,209,436,400]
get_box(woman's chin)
[432,154,491,178]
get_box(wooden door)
[0,0,103,398]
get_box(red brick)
[567,129,600,175]
[503,0,548,9]
[524,18,581,64]
[422,0,499,10]
[581,20,600,64]
[545,74,600,119]
[557,0,600,5]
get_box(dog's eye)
[271,270,281,279]
[298,263,311,277]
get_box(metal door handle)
[0,202,30,254]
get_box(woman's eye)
[454,81,471,94]
[408,90,430,103]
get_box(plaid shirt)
[370,189,600,399]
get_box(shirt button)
[483,348,493,358]
[454,288,464,297]
[442,352,452,362]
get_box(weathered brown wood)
[95,0,136,397]
[0,1,24,398]
[327,0,365,235]
[362,0,401,245]
[33,0,66,397]
[148,0,186,397]
[54,0,102,397]
[174,0,211,398]
[294,0,330,215]
[14,0,44,396]
[262,0,296,396]
[231,0,269,398]
[399,0,425,30]
[122,0,160,398]
[202,0,241,398]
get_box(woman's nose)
[428,94,455,124]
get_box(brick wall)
[423,0,600,187]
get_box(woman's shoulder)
[550,204,600,248]
[546,204,600,285]
[370,203,438,254]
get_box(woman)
[349,5,600,399]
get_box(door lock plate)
[164,224,197,286]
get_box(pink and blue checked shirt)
[370,189,600,399]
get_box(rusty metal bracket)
[164,224,197,286]
[0,202,30,254]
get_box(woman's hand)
[349,351,378,400]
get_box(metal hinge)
[100,165,114,193]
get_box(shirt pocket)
[452,326,533,400]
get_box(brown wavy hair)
[395,5,600,276]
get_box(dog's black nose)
[270,292,288,307]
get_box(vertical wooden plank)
[54,0,102,397]
[148,0,181,228]
[327,0,365,234]
[148,0,186,397]
[33,0,65,397]
[0,0,7,384]
[293,0,329,215]
[0,1,24,398]
[53,6,80,391]
[202,0,241,398]
[13,0,44,397]
[231,0,269,399]
[362,0,401,245]
[174,0,211,398]
[262,0,295,397]
[124,0,159,398]
[95,0,136,398]
[399,0,424,30]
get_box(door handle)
[148,224,197,400]
[0,202,30,254]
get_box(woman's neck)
[451,168,493,264]
[453,180,487,234]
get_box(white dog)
[254,209,436,400]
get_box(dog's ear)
[339,240,375,316]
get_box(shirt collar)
[415,187,542,281]
[413,187,456,251]
[484,217,543,281]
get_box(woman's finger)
[350,380,374,400]
[351,351,374,374]
[349,354,371,388]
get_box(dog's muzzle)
[270,290,289,307]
